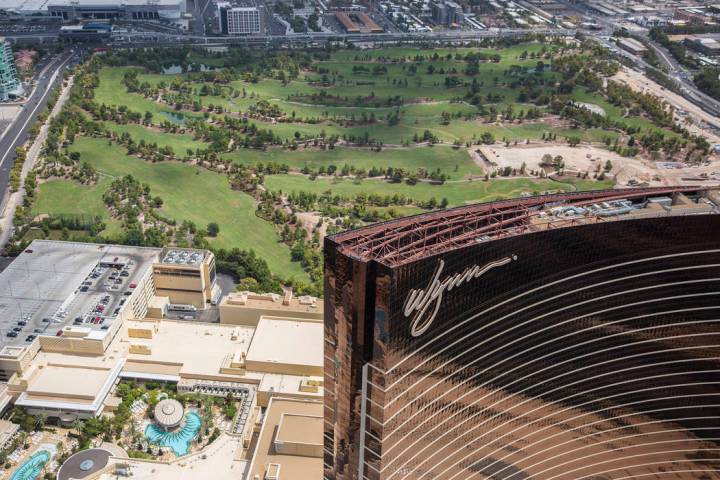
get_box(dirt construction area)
[474,143,720,187]
[613,67,720,144]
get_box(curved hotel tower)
[323,187,720,480]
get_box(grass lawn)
[101,122,209,153]
[93,42,639,147]
[32,177,124,237]
[223,145,482,178]
[100,43,617,146]
[96,67,201,125]
[263,174,614,207]
[42,137,307,280]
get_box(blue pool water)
[144,411,202,456]
[9,450,50,480]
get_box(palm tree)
[72,418,84,437]
[18,431,28,448]
[34,413,47,432]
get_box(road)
[0,49,79,241]
[1,26,575,47]
[555,0,720,125]
[609,39,720,124]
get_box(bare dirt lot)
[613,67,720,143]
[475,143,720,187]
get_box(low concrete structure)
[247,397,323,480]
[245,317,323,376]
[219,291,322,326]
[617,37,647,55]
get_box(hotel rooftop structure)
[0,240,325,480]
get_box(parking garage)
[0,240,160,349]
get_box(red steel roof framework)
[330,187,706,267]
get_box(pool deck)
[99,433,247,480]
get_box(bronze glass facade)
[324,189,720,480]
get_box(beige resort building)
[0,240,325,479]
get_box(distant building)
[432,1,463,27]
[685,36,720,56]
[675,8,710,26]
[617,36,648,56]
[59,22,113,42]
[218,4,261,34]
[47,0,186,22]
[0,39,23,102]
[335,11,384,33]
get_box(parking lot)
[0,241,160,348]
[63,257,149,332]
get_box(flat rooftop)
[276,413,323,445]
[248,397,323,480]
[221,291,322,315]
[0,240,159,348]
[15,352,124,412]
[123,319,254,379]
[329,187,720,267]
[245,317,323,374]
[25,364,113,400]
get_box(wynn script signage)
[403,255,518,337]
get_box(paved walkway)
[100,434,247,480]
[0,75,74,249]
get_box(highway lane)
[0,50,78,218]
[1,26,575,46]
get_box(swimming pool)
[9,450,51,480]
[144,411,202,456]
